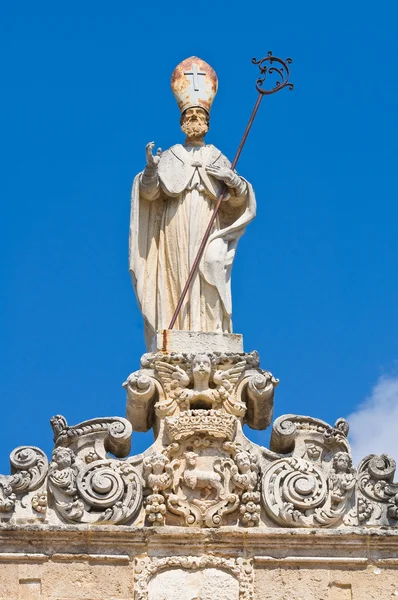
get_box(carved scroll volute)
[270,415,351,456]
[243,370,279,430]
[50,415,133,460]
[0,446,49,515]
[123,370,159,432]
[262,415,355,528]
[355,454,398,525]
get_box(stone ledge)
[0,524,397,556]
[150,330,244,353]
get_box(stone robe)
[129,143,256,348]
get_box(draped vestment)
[129,143,256,348]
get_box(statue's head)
[192,353,212,382]
[180,107,209,140]
[171,57,217,141]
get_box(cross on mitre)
[171,56,218,114]
[184,63,206,92]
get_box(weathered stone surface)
[4,53,398,600]
[150,330,244,354]
[0,525,398,599]
[124,347,277,433]
[1,401,398,533]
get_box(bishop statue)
[129,57,256,348]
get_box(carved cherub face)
[53,447,73,470]
[192,354,211,384]
[333,452,352,473]
[180,107,209,139]
[146,453,168,475]
[236,451,252,473]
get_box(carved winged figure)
[155,361,191,412]
[213,360,247,415]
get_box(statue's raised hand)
[146,141,162,168]
[205,164,240,188]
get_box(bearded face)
[180,107,209,139]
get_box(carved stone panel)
[143,410,261,527]
[134,556,253,600]
[147,568,239,600]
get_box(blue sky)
[1,1,398,473]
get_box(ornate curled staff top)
[252,52,293,95]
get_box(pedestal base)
[149,330,244,353]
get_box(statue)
[129,57,256,347]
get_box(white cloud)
[347,375,398,466]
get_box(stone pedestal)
[149,330,244,353]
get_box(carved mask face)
[181,107,209,139]
[54,448,72,469]
[236,452,251,472]
[152,454,167,474]
[192,354,211,382]
[334,453,351,473]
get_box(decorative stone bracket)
[123,349,278,433]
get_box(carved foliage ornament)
[355,454,398,524]
[0,446,48,513]
[3,404,398,530]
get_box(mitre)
[171,56,218,115]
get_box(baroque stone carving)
[47,416,142,525]
[262,415,356,527]
[2,364,398,531]
[125,350,278,433]
[0,446,48,514]
[134,555,254,600]
[354,454,398,525]
[143,408,261,527]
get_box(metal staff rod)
[168,52,293,330]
